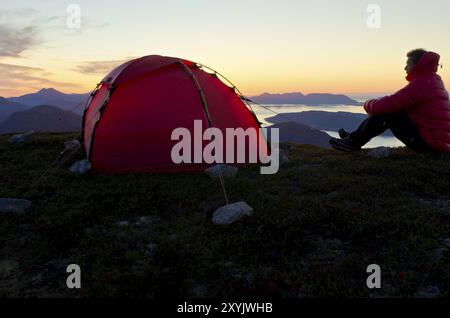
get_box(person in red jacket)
[329,49,450,153]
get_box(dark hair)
[407,49,428,65]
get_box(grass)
[0,133,449,298]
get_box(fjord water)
[253,104,404,149]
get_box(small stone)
[64,140,81,151]
[31,272,44,287]
[367,147,390,158]
[212,201,253,225]
[442,237,450,248]
[69,159,91,174]
[414,286,441,298]
[0,198,32,215]
[192,285,209,298]
[135,216,152,226]
[0,260,19,278]
[8,130,35,145]
[117,221,130,227]
[145,243,158,256]
[432,248,446,261]
[222,261,234,267]
[205,164,238,178]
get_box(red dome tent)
[82,55,266,173]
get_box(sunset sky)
[1,0,450,98]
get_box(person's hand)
[363,99,375,114]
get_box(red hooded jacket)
[364,52,450,152]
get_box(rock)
[31,260,66,288]
[414,286,441,298]
[0,260,19,278]
[431,248,446,261]
[135,216,152,226]
[212,201,253,225]
[205,164,238,178]
[192,285,209,298]
[64,140,81,151]
[31,272,44,287]
[0,198,32,215]
[367,147,390,158]
[117,221,130,227]
[231,270,254,284]
[145,243,158,256]
[8,130,35,145]
[442,237,450,248]
[69,159,91,174]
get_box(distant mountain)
[0,97,30,124]
[266,111,393,136]
[250,92,362,106]
[0,105,82,134]
[266,121,332,149]
[7,88,90,115]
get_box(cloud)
[0,8,109,58]
[0,24,40,57]
[0,63,83,97]
[0,8,40,20]
[0,8,43,58]
[74,58,136,75]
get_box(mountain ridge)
[7,88,90,115]
[250,92,362,106]
[0,97,30,124]
[0,105,81,134]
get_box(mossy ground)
[0,133,449,298]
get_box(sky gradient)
[1,0,450,98]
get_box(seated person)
[330,49,450,153]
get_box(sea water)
[252,104,404,149]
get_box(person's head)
[405,49,428,74]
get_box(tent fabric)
[82,55,266,173]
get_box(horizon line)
[1,87,392,100]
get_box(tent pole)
[218,173,229,205]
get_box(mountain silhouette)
[250,92,362,106]
[0,105,82,134]
[266,121,332,149]
[7,88,90,115]
[0,97,30,124]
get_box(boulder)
[212,201,253,225]
[69,159,91,174]
[0,198,32,215]
[205,164,238,178]
[367,147,390,158]
[8,130,35,145]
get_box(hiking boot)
[338,128,350,139]
[329,137,361,152]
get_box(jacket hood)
[406,51,440,82]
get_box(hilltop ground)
[0,133,449,298]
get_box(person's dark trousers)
[349,112,436,153]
